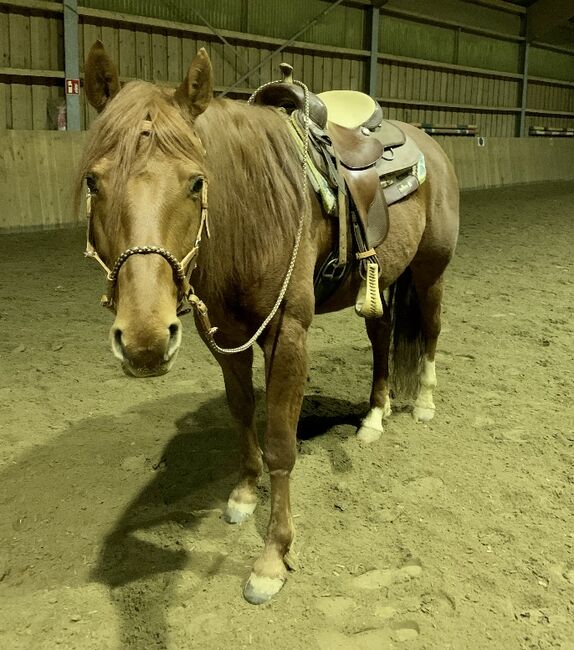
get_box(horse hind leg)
[357,312,392,443]
[411,269,444,423]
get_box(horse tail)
[388,266,425,400]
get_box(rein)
[84,81,310,355]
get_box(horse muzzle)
[110,319,182,377]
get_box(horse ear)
[174,48,213,119]
[84,40,120,112]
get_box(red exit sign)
[65,78,80,95]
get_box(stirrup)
[355,262,383,318]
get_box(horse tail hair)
[388,267,425,401]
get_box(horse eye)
[189,176,204,196]
[86,174,98,194]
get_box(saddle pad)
[317,90,378,129]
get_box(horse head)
[80,41,213,377]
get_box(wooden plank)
[293,52,304,88]
[166,34,181,83]
[0,10,9,67]
[397,64,406,102]
[9,11,30,68]
[118,27,136,78]
[341,57,351,89]
[211,40,225,87]
[135,27,150,80]
[82,21,102,60]
[322,54,333,92]
[412,65,421,104]
[313,54,323,93]
[388,62,398,99]
[181,35,196,82]
[49,12,62,71]
[151,31,167,82]
[101,25,118,64]
[31,85,49,129]
[0,82,7,129]
[331,55,343,90]
[11,83,32,129]
[404,65,413,101]
[29,13,45,69]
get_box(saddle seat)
[318,90,383,130]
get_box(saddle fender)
[342,166,389,250]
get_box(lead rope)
[194,80,311,355]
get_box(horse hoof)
[413,405,435,423]
[357,425,383,443]
[224,498,256,524]
[243,572,285,605]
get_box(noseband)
[84,172,209,318]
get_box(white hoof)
[224,498,256,524]
[243,572,285,605]
[357,425,383,443]
[413,405,435,423]
[357,406,385,443]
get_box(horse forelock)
[75,81,204,224]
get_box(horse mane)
[194,99,307,304]
[76,83,307,305]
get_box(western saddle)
[250,63,425,317]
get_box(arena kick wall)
[1,130,574,232]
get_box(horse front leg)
[214,348,263,523]
[243,315,308,605]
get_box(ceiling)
[508,0,574,45]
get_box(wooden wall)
[0,130,86,230]
[0,3,64,129]
[1,130,573,232]
[1,0,573,137]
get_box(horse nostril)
[166,321,182,360]
[111,327,125,361]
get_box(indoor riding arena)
[1,1,573,648]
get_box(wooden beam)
[0,0,62,13]
[460,0,526,14]
[0,66,64,78]
[378,97,521,113]
[527,0,574,41]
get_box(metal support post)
[368,6,380,97]
[519,15,529,137]
[63,0,81,131]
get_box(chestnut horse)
[78,43,459,604]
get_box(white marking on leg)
[224,498,257,524]
[357,406,385,443]
[243,572,286,605]
[413,356,436,423]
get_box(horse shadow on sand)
[89,391,363,648]
[0,381,363,648]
